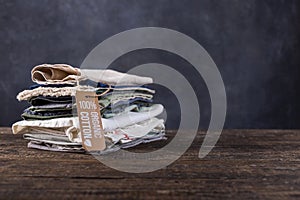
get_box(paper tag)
[75,90,106,151]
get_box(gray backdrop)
[0,0,299,129]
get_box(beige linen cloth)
[31,64,153,86]
[31,64,81,84]
[16,87,76,101]
[16,87,153,102]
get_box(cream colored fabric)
[17,87,76,101]
[12,117,76,135]
[81,69,153,86]
[16,85,153,102]
[31,64,81,84]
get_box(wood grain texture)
[0,128,299,199]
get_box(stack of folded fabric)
[12,64,166,154]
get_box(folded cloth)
[67,117,164,143]
[31,64,81,85]
[23,106,72,114]
[119,131,166,148]
[27,141,85,153]
[23,118,164,146]
[104,118,165,144]
[29,83,74,90]
[22,117,165,153]
[81,69,153,86]
[12,117,75,135]
[66,104,163,142]
[92,131,167,154]
[23,133,77,145]
[23,127,67,135]
[17,87,76,101]
[12,104,164,135]
[29,96,73,106]
[30,103,73,109]
[21,99,151,120]
[31,64,152,86]
[102,104,139,119]
[100,92,153,106]
[95,86,155,96]
[80,79,155,94]
[17,85,153,102]
[98,104,163,131]
[21,111,73,120]
[107,97,152,108]
[26,130,166,154]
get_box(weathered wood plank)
[0,129,299,199]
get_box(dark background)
[0,0,299,129]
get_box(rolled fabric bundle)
[31,64,81,84]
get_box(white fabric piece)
[98,86,155,94]
[66,104,164,142]
[101,104,163,131]
[81,69,153,86]
[12,117,76,134]
[105,118,165,144]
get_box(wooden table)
[0,128,299,199]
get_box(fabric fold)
[31,64,81,84]
[12,104,164,135]
[81,69,153,86]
